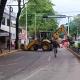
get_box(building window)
[7,19,10,26]
[1,17,5,25]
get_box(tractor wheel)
[42,44,49,51]
[30,44,38,51]
[49,44,53,51]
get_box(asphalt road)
[0,48,80,80]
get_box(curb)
[67,48,80,58]
[0,49,21,57]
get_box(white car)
[74,39,80,48]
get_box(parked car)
[74,39,80,48]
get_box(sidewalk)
[67,48,80,58]
[0,49,21,57]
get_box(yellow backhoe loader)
[21,24,67,51]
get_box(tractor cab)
[38,31,52,41]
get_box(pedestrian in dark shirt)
[52,40,60,57]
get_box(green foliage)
[19,0,58,36]
[69,15,80,36]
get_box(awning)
[0,29,9,36]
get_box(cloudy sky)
[6,0,80,16]
[6,0,80,24]
[51,0,80,24]
[51,0,80,16]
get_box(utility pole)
[9,6,13,51]
[67,16,70,36]
[35,13,37,39]
[7,0,26,49]
[77,26,78,40]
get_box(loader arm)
[53,24,67,40]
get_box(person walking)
[7,39,10,49]
[52,40,60,58]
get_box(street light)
[43,15,73,36]
[25,1,32,45]
[34,13,37,39]
[25,2,37,44]
[67,16,70,36]
[7,0,27,49]
[9,6,13,51]
[65,16,73,36]
[25,2,27,42]
[77,26,79,39]
[49,15,67,18]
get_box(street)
[0,48,80,80]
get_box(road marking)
[0,56,25,66]
[23,67,45,80]
[0,62,18,66]
[48,56,51,62]
[24,64,50,80]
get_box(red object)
[62,39,69,48]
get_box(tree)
[15,0,21,49]
[0,0,7,27]
[69,15,80,36]
[19,0,58,37]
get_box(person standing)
[52,40,60,58]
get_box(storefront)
[0,29,9,49]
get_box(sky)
[51,0,80,25]
[51,0,80,16]
[6,0,80,16]
[6,0,80,25]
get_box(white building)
[0,8,16,49]
[1,8,16,39]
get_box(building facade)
[0,9,16,49]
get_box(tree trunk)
[15,0,21,49]
[0,0,7,27]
